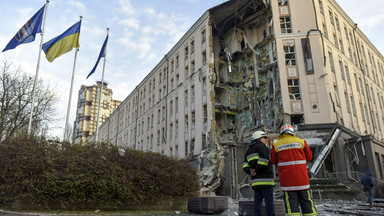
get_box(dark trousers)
[253,187,275,216]
[283,190,317,216]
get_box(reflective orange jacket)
[270,133,313,191]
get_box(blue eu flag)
[2,5,46,52]
[86,35,108,79]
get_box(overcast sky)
[0,0,383,139]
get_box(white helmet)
[252,131,267,140]
[280,124,295,135]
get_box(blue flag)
[87,35,108,79]
[2,5,46,52]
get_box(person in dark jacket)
[243,130,275,216]
[361,170,375,207]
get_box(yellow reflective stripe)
[242,163,250,169]
[247,154,259,162]
[306,190,317,215]
[251,181,275,186]
[258,160,268,166]
[303,213,317,216]
[285,191,291,214]
[251,178,275,186]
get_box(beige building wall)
[89,0,384,161]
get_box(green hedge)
[0,136,199,210]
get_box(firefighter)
[270,124,317,216]
[243,130,275,216]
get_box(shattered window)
[203,105,207,123]
[202,51,207,65]
[284,45,296,65]
[278,0,288,5]
[280,16,292,34]
[185,46,189,60]
[287,79,301,100]
[191,40,195,53]
[201,29,206,44]
[185,90,189,106]
[185,115,189,132]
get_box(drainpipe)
[353,24,376,134]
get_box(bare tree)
[0,58,59,141]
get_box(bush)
[0,136,199,210]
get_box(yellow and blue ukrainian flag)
[42,20,81,62]
[2,4,46,52]
[86,34,108,79]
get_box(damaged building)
[88,0,384,199]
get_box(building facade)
[89,0,384,198]
[73,81,121,144]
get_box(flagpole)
[95,28,109,143]
[28,0,50,135]
[64,16,82,141]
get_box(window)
[344,27,349,41]
[334,86,340,106]
[202,51,207,65]
[185,46,189,60]
[354,74,359,92]
[175,120,179,138]
[170,100,173,115]
[191,85,195,102]
[171,60,174,73]
[171,78,174,90]
[203,77,207,95]
[284,44,296,66]
[203,105,208,123]
[328,51,335,72]
[158,109,161,123]
[185,115,189,132]
[339,60,345,80]
[185,90,188,106]
[280,16,292,34]
[288,79,301,100]
[201,29,206,44]
[335,15,340,31]
[190,40,195,53]
[359,78,365,95]
[345,93,351,113]
[329,10,334,25]
[185,65,189,78]
[176,55,179,67]
[192,112,195,129]
[345,65,351,84]
[323,23,328,39]
[360,103,365,122]
[333,34,339,49]
[319,0,324,15]
[175,97,179,113]
[176,74,180,86]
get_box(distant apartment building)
[89,0,384,198]
[73,81,121,143]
